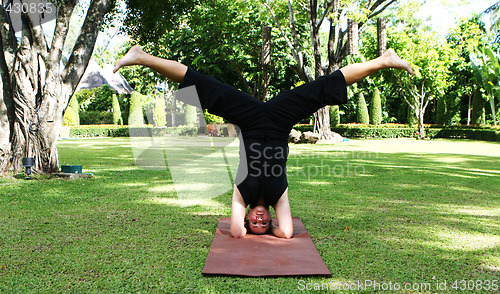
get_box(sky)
[417,0,498,36]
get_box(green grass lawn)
[1,138,499,293]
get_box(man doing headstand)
[114,45,414,239]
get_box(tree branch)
[334,29,347,62]
[265,0,312,81]
[62,0,115,94]
[327,18,336,72]
[394,73,417,111]
[29,17,49,60]
[47,0,77,72]
[367,0,385,11]
[288,0,301,54]
[296,0,309,12]
[309,0,322,78]
[318,0,335,28]
[18,13,38,93]
[367,0,397,19]
[264,1,298,62]
[422,81,431,111]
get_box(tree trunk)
[0,0,115,174]
[266,0,395,140]
[418,110,425,139]
[416,91,429,139]
[171,92,177,127]
[467,92,472,126]
[377,18,387,56]
[310,0,334,140]
[348,20,359,55]
[0,74,13,173]
[261,26,271,102]
[10,45,63,173]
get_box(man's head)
[245,205,272,234]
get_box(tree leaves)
[470,46,500,125]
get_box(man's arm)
[272,188,293,239]
[230,186,247,238]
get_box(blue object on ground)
[61,165,82,173]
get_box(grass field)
[0,137,499,293]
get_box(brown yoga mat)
[202,217,331,277]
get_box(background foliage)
[69,1,500,132]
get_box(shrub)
[143,99,155,125]
[185,105,198,125]
[63,105,78,126]
[63,95,80,126]
[356,92,369,124]
[77,85,115,112]
[407,106,417,126]
[331,126,417,139]
[293,124,499,141]
[430,126,499,141]
[203,110,224,124]
[68,125,199,138]
[80,111,113,125]
[75,89,93,111]
[369,88,382,125]
[140,94,156,125]
[118,94,130,125]
[69,125,121,137]
[330,105,340,127]
[153,96,167,127]
[436,98,447,125]
[471,90,486,126]
[71,94,80,125]
[112,94,123,125]
[129,92,144,125]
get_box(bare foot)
[113,45,145,73]
[383,49,415,76]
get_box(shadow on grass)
[0,138,499,293]
[291,151,500,292]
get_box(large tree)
[122,0,299,101]
[392,28,456,138]
[359,0,458,137]
[0,0,116,174]
[264,0,397,140]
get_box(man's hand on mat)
[231,225,247,238]
[272,191,294,239]
[271,224,293,239]
[230,187,248,238]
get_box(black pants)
[178,68,347,207]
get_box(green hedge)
[332,127,417,139]
[293,124,500,141]
[80,111,113,125]
[431,128,499,141]
[69,125,198,138]
[69,124,499,141]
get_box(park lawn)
[0,137,499,293]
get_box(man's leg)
[340,49,414,85]
[114,46,262,128]
[113,46,187,83]
[266,49,414,129]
